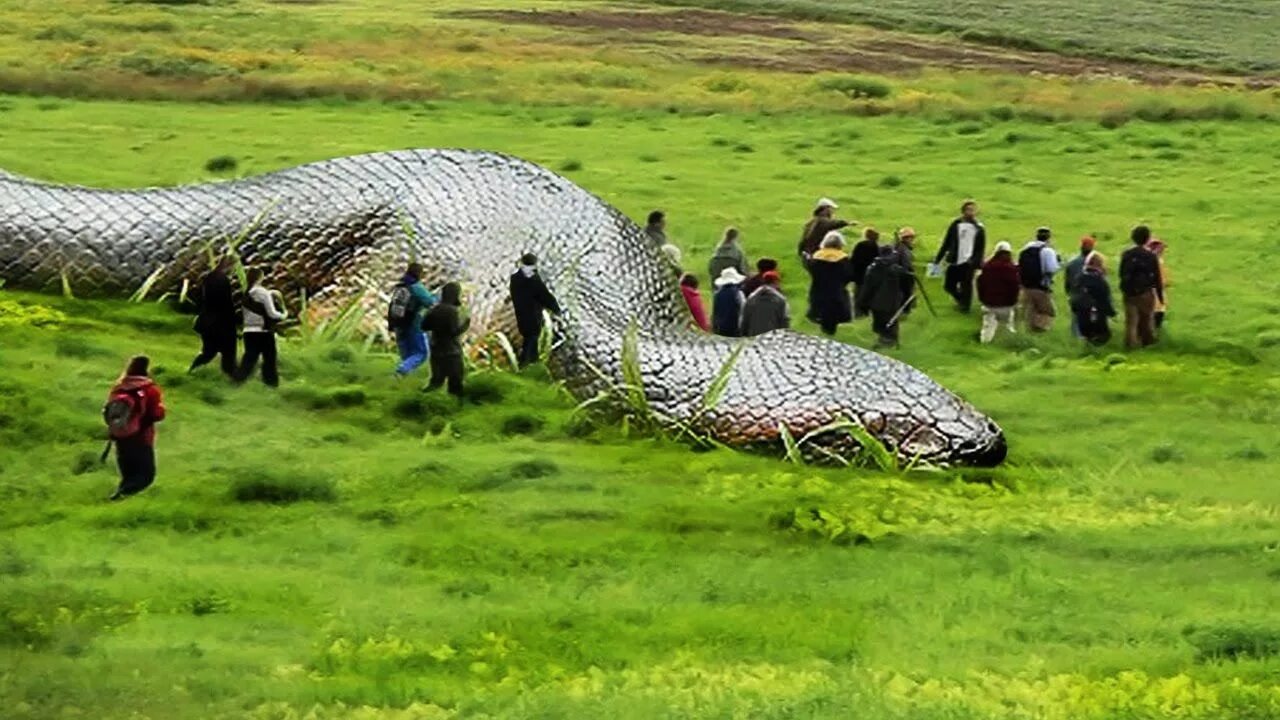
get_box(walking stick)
[912,274,938,317]
[99,439,113,464]
[887,294,916,328]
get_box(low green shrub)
[204,155,237,173]
[228,470,337,504]
[1184,623,1280,662]
[814,74,891,100]
[501,411,546,436]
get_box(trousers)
[944,263,976,312]
[1124,290,1157,349]
[190,324,237,375]
[1022,288,1055,332]
[979,306,1016,343]
[426,354,465,398]
[115,438,156,497]
[237,331,279,386]
[395,328,429,375]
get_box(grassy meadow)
[2,1,1280,718]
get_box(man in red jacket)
[976,241,1020,343]
[106,355,166,501]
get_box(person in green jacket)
[708,227,749,281]
[421,281,470,401]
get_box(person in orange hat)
[1063,235,1097,338]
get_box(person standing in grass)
[188,256,238,377]
[932,200,986,313]
[1119,225,1163,348]
[644,210,668,247]
[104,355,166,501]
[1017,227,1061,333]
[857,245,910,349]
[708,227,749,282]
[388,262,437,377]
[1071,251,1117,346]
[798,197,852,259]
[1062,236,1097,339]
[421,281,470,401]
[1145,237,1170,330]
[849,227,881,311]
[509,254,562,366]
[741,257,778,297]
[890,227,918,317]
[976,241,1020,343]
[679,272,710,332]
[235,267,285,387]
[741,270,790,336]
[711,267,748,337]
[805,231,855,336]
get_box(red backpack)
[103,386,147,440]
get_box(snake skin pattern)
[0,150,1006,466]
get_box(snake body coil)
[0,150,1006,465]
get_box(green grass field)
[646,0,1280,73]
[3,1,1280,718]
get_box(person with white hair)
[798,197,854,259]
[804,230,856,336]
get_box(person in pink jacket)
[679,273,710,331]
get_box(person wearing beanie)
[976,241,1020,343]
[1017,226,1061,332]
[805,230,856,336]
[741,270,790,337]
[679,273,711,332]
[857,245,912,349]
[932,199,987,313]
[711,267,748,337]
[1145,238,1170,329]
[741,257,778,297]
[1063,236,1098,338]
[508,253,562,366]
[1119,225,1163,348]
[1070,251,1117,346]
[798,197,854,258]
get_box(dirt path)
[456,8,1277,89]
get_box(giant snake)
[0,150,1007,466]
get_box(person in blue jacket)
[387,262,437,377]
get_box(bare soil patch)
[456,8,1277,88]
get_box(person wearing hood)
[741,270,790,337]
[1062,236,1097,338]
[856,245,911,348]
[976,241,1020,343]
[389,262,438,377]
[421,281,470,400]
[711,267,748,337]
[1017,226,1061,332]
[1071,251,1117,345]
[849,227,881,303]
[805,231,855,336]
[932,200,986,313]
[235,267,286,386]
[708,227,749,282]
[741,257,778,297]
[680,273,710,332]
[1146,238,1170,329]
[188,256,238,377]
[509,254,562,366]
[105,355,166,501]
[798,197,853,259]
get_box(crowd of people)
[665,198,1169,351]
[101,197,1169,501]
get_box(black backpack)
[386,282,415,328]
[1018,245,1044,289]
[1121,249,1159,297]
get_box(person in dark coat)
[850,227,880,288]
[422,281,470,400]
[106,355,166,501]
[890,227,918,317]
[188,257,238,376]
[741,271,790,337]
[805,231,855,336]
[708,227,749,281]
[857,245,911,348]
[932,200,986,313]
[798,197,853,258]
[976,241,1020,343]
[508,253,562,366]
[741,257,778,297]
[711,267,747,337]
[1072,252,1117,346]
[1119,225,1163,349]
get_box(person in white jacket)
[235,267,286,387]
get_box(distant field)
[646,0,1280,74]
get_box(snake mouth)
[960,432,1008,467]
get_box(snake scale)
[0,150,1007,466]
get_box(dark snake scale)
[0,150,1007,466]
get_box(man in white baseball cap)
[798,197,854,259]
